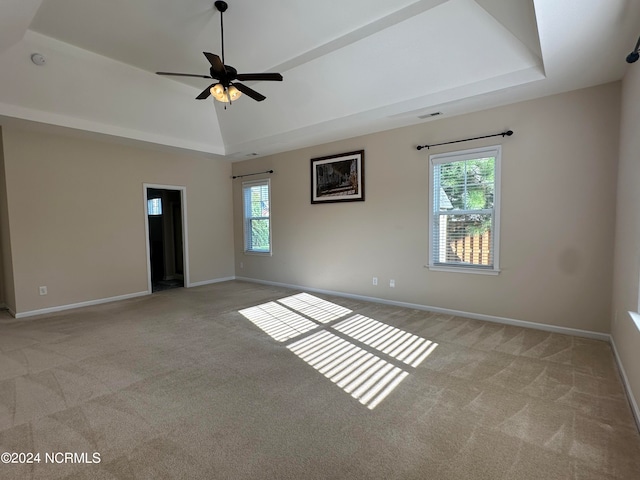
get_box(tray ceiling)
[0,0,638,159]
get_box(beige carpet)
[0,280,638,479]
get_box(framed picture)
[311,150,365,204]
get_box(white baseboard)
[188,276,236,288]
[235,276,610,341]
[14,291,149,319]
[610,337,640,432]
[13,275,237,318]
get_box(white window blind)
[242,179,271,254]
[429,145,501,273]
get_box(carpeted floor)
[0,280,638,479]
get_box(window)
[629,271,640,332]
[243,179,271,254]
[429,145,501,273]
[148,197,162,215]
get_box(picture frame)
[310,150,365,204]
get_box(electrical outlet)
[389,279,395,288]
[372,277,378,286]
[39,286,47,295]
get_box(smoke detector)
[30,53,46,66]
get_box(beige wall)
[0,127,14,310]
[1,127,234,314]
[0,127,4,305]
[612,65,640,412]
[233,83,621,333]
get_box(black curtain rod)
[232,169,274,179]
[416,130,513,151]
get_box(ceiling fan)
[156,0,283,103]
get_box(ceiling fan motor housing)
[211,65,237,85]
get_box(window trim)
[427,145,501,274]
[242,178,272,256]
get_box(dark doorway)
[147,188,184,292]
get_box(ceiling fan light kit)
[156,0,282,105]
[627,35,640,64]
[210,83,241,102]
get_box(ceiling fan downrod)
[215,1,227,66]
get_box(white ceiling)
[0,0,638,160]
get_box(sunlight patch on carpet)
[288,331,409,409]
[278,293,352,323]
[240,293,437,409]
[333,315,438,367]
[239,302,318,342]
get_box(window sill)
[426,265,500,276]
[628,312,640,332]
[244,251,272,257]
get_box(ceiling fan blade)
[232,82,266,102]
[196,84,215,100]
[157,72,212,79]
[203,52,226,74]
[235,73,283,82]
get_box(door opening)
[145,186,186,292]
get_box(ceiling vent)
[418,112,442,119]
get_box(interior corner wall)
[0,126,16,311]
[0,127,4,305]
[232,82,621,334]
[1,127,234,315]
[612,64,640,410]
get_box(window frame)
[428,145,501,275]
[242,178,272,256]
